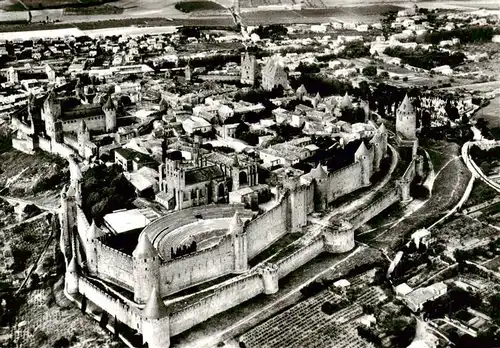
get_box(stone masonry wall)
[78,277,141,330]
[246,192,289,259]
[95,240,134,292]
[276,237,324,279]
[350,186,399,229]
[169,273,264,336]
[159,234,234,296]
[326,162,363,203]
[290,184,311,233]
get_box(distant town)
[0,2,499,348]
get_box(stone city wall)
[78,276,141,330]
[402,157,416,182]
[12,138,35,154]
[159,234,234,296]
[245,192,290,259]
[276,236,325,279]
[326,162,363,203]
[350,186,399,229]
[62,115,105,133]
[169,273,264,336]
[95,239,134,292]
[38,136,53,153]
[11,117,33,135]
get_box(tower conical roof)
[229,211,244,233]
[143,287,168,319]
[341,92,352,109]
[312,163,328,179]
[378,123,387,135]
[79,119,88,133]
[355,141,370,157]
[133,233,157,259]
[45,89,56,106]
[296,84,307,95]
[103,95,115,111]
[67,255,78,272]
[398,94,414,114]
[87,220,103,240]
[315,92,321,100]
[232,154,240,168]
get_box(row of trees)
[384,46,466,70]
[424,26,497,45]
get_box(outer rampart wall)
[52,142,75,158]
[246,193,289,259]
[76,206,90,243]
[350,186,399,229]
[276,237,324,279]
[402,158,416,181]
[326,162,363,203]
[39,136,52,153]
[169,274,264,336]
[95,240,134,292]
[78,277,141,330]
[159,234,234,296]
[12,138,35,154]
[12,117,33,135]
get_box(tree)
[53,337,70,348]
[339,40,369,58]
[362,65,377,77]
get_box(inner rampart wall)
[326,162,363,203]
[39,136,52,153]
[159,234,234,296]
[95,240,134,292]
[169,273,264,336]
[246,192,289,259]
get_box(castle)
[11,90,117,159]
[6,76,421,347]
[58,119,425,348]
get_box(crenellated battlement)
[161,233,232,266]
[57,118,407,348]
[95,238,134,261]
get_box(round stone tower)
[141,287,170,348]
[259,263,279,294]
[311,163,329,212]
[396,94,417,141]
[354,142,372,187]
[102,96,117,133]
[65,255,79,295]
[85,220,104,274]
[231,212,248,274]
[323,220,355,254]
[133,233,161,303]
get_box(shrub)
[362,65,378,77]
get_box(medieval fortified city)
[1,0,500,347]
